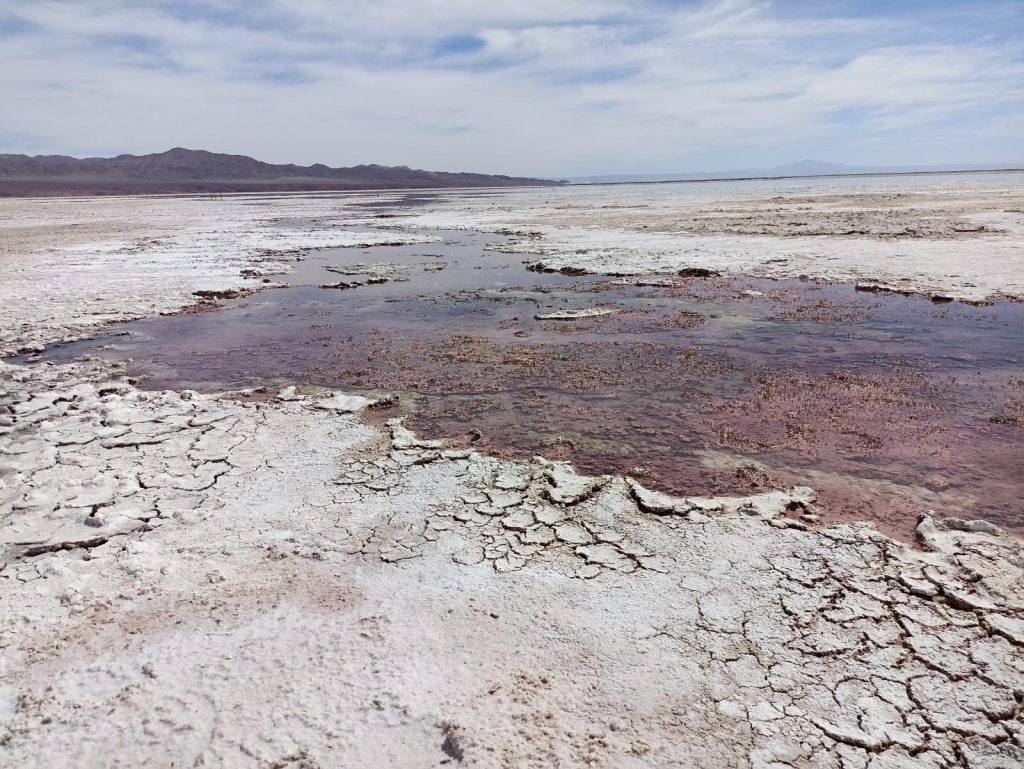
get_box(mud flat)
[2,179,1024,768]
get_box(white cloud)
[0,0,1021,175]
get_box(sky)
[0,0,1022,177]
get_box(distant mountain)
[571,159,1024,184]
[0,147,560,196]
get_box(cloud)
[0,0,1021,175]
[435,34,487,57]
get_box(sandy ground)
[1,180,1023,768]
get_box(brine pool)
[17,225,1024,539]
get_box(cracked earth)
[1,181,1023,768]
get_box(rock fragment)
[542,463,608,505]
[534,308,617,320]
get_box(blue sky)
[0,0,1021,176]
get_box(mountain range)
[0,147,558,196]
[2,151,1019,197]
[571,159,1024,184]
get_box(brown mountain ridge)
[0,147,560,196]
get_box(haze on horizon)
[0,0,1022,178]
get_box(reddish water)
[20,228,1024,540]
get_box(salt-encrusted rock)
[387,419,446,451]
[628,479,814,520]
[320,280,363,290]
[275,385,302,401]
[534,307,617,320]
[314,392,381,413]
[610,277,676,287]
[541,463,608,505]
[626,479,682,515]
[944,517,1002,536]
[916,512,941,549]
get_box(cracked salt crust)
[1,185,1023,768]
[0,194,437,355]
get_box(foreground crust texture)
[1,187,1023,768]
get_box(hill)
[0,147,559,196]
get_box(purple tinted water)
[18,229,1024,539]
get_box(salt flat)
[399,176,1024,303]
[1,177,1023,768]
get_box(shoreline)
[571,166,1024,187]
